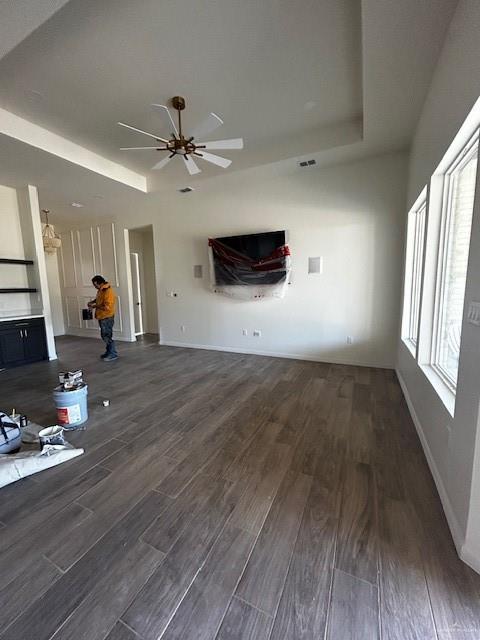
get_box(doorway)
[127,225,159,338]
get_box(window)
[431,133,479,389]
[402,195,427,353]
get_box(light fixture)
[42,209,61,255]
[71,202,84,208]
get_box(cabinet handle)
[15,323,29,327]
[19,330,23,338]
[25,329,28,338]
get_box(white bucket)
[38,426,65,449]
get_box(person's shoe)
[103,354,119,362]
[100,353,108,359]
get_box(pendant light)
[42,209,61,254]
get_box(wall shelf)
[0,288,38,294]
[0,258,34,265]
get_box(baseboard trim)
[160,340,393,369]
[460,543,480,574]
[64,329,135,343]
[396,369,467,559]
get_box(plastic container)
[53,384,88,428]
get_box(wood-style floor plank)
[104,621,140,640]
[45,450,177,570]
[0,555,61,633]
[161,524,255,640]
[270,472,340,638]
[335,461,378,585]
[215,597,273,640]
[122,478,240,640]
[1,491,170,640]
[1,337,480,639]
[235,470,312,615]
[378,496,437,640]
[327,569,379,640]
[50,540,164,640]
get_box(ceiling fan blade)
[191,112,223,140]
[120,146,167,150]
[118,122,169,143]
[196,151,232,168]
[151,104,179,136]
[151,155,173,170]
[183,156,201,175]
[197,138,244,150]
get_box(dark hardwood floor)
[1,335,480,639]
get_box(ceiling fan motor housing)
[172,96,186,111]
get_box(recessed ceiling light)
[71,202,84,208]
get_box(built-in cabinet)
[0,318,48,368]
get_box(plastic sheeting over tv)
[208,230,291,300]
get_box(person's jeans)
[98,317,118,357]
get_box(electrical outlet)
[346,336,353,345]
[253,329,261,337]
[242,329,248,336]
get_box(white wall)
[58,151,407,366]
[153,151,407,367]
[58,222,132,342]
[397,0,480,571]
[0,184,31,315]
[128,227,158,334]
[0,184,56,359]
[45,252,65,336]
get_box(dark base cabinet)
[0,318,48,368]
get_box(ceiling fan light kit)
[118,96,243,175]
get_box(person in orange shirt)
[87,275,118,361]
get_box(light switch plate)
[467,301,480,326]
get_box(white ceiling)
[0,0,459,218]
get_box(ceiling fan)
[118,96,243,176]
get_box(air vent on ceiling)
[178,186,194,193]
[298,159,317,168]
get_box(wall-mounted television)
[208,230,289,286]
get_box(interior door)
[130,252,144,335]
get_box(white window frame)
[416,99,480,417]
[402,190,427,356]
[430,131,479,392]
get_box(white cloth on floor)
[0,445,84,488]
[20,421,45,444]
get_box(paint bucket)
[53,384,88,428]
[38,425,65,449]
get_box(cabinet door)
[0,329,25,365]
[23,324,48,361]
